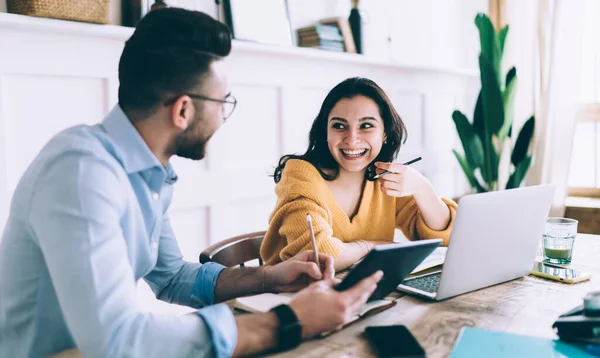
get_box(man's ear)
[170,95,194,130]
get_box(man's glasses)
[164,93,237,120]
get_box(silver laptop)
[397,185,555,301]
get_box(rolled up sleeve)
[191,262,226,306]
[197,304,237,358]
[145,215,227,308]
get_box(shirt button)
[152,192,159,201]
[152,241,158,249]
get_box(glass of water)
[542,217,578,264]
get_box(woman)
[260,77,457,271]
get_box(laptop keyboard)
[403,272,441,293]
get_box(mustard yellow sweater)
[260,159,457,265]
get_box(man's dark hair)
[273,77,407,183]
[118,8,232,117]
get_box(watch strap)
[270,304,302,350]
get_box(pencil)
[373,156,422,179]
[305,213,320,266]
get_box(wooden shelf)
[0,12,478,78]
[232,40,479,77]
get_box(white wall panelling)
[0,13,478,261]
[3,74,107,190]
[0,73,7,230]
[388,92,424,163]
[209,196,277,246]
[169,208,209,263]
[280,86,330,154]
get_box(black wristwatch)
[270,304,302,351]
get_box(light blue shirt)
[0,105,237,358]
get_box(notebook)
[234,292,296,314]
[234,292,396,336]
[410,247,447,274]
[450,326,595,358]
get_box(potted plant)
[452,13,535,193]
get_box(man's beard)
[173,116,207,160]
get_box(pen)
[373,156,422,179]
[306,213,320,266]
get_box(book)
[298,32,344,42]
[319,17,357,54]
[234,292,295,313]
[234,292,396,336]
[299,39,345,47]
[553,304,600,345]
[297,24,341,36]
[410,246,447,274]
[450,326,595,358]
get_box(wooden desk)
[268,234,600,358]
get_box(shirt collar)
[102,105,178,184]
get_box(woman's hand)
[375,161,452,231]
[374,162,428,198]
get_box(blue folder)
[450,326,596,358]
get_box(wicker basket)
[7,0,111,24]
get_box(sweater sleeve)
[395,197,457,246]
[277,198,345,261]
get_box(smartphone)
[530,261,591,283]
[364,325,426,358]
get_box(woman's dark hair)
[273,77,406,183]
[118,8,232,118]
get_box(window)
[568,0,600,198]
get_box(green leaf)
[511,116,535,166]
[506,156,532,189]
[453,150,486,193]
[473,90,485,140]
[478,54,502,188]
[499,67,517,141]
[498,25,509,59]
[452,110,484,169]
[505,66,517,89]
[479,136,499,188]
[475,13,502,85]
[479,54,505,136]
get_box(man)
[0,7,382,358]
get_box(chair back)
[199,231,266,267]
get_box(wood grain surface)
[268,234,600,358]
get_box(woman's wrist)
[356,240,372,256]
[412,178,438,206]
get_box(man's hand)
[288,271,384,339]
[232,269,383,357]
[265,251,335,293]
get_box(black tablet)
[335,239,442,301]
